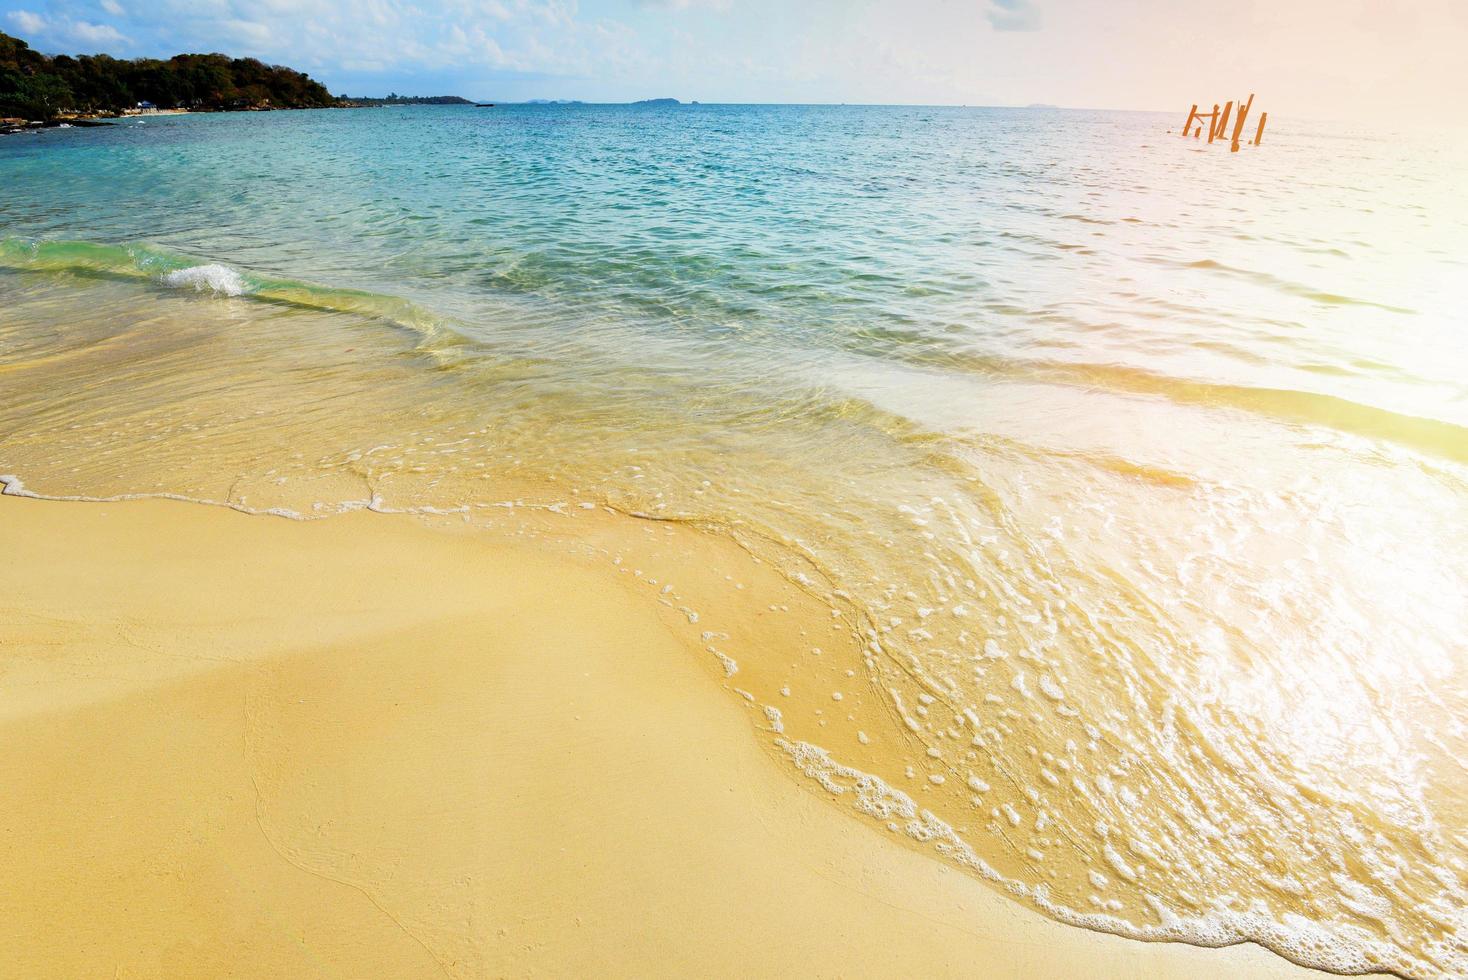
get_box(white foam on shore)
[1,474,307,518]
[774,736,1436,979]
[0,471,375,522]
[161,263,248,297]
[0,474,36,497]
[0,471,536,526]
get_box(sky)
[2,0,1463,121]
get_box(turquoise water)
[5,106,1466,442]
[3,105,1467,976]
[4,106,1465,434]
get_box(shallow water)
[2,105,1466,976]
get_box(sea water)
[2,104,1465,976]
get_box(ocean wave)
[875,340,1468,466]
[0,236,462,348]
[160,263,247,296]
[1010,357,1468,465]
[1177,258,1418,315]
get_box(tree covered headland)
[0,30,336,120]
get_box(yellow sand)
[0,495,1326,978]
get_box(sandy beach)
[0,493,1337,978]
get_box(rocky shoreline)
[1,115,116,135]
[0,105,361,137]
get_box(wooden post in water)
[1178,96,1262,150]
[1230,93,1255,152]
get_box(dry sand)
[0,494,1326,978]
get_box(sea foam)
[775,736,1440,978]
[161,263,248,296]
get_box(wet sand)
[0,494,1330,977]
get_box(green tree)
[0,29,338,117]
[0,71,74,119]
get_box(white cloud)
[123,0,646,81]
[5,9,49,35]
[100,0,126,15]
[5,9,129,47]
[69,20,129,45]
[219,18,273,47]
[636,0,733,10]
[986,0,1040,32]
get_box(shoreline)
[0,492,1343,978]
[1,240,1445,975]
[1,105,384,137]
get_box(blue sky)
[2,0,1460,119]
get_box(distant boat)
[475,103,495,108]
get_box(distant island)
[1,30,334,122]
[512,97,682,107]
[340,94,473,107]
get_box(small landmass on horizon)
[339,94,473,106]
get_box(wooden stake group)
[1180,94,1267,150]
